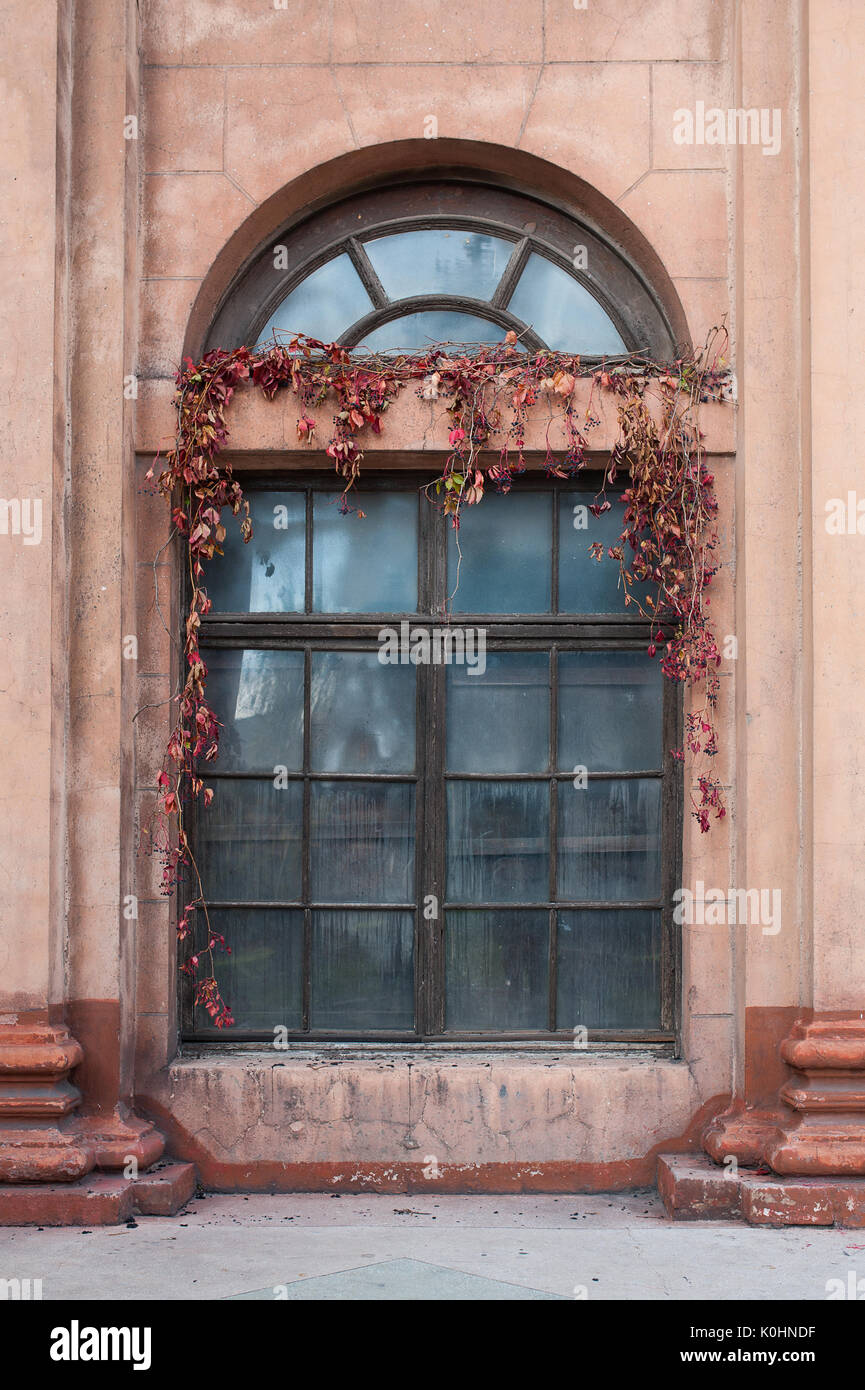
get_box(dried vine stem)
[145,329,732,1025]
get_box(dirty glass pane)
[558,652,663,773]
[445,910,548,1030]
[197,780,302,903]
[310,782,415,903]
[507,253,626,355]
[447,781,549,902]
[257,253,372,347]
[311,910,414,1030]
[358,311,513,353]
[202,648,304,773]
[312,492,418,612]
[310,652,416,773]
[364,228,513,301]
[196,909,303,1031]
[447,490,551,613]
[207,491,305,613]
[557,778,662,901]
[558,492,654,615]
[556,909,661,1029]
[447,652,550,773]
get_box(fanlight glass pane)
[357,310,514,353]
[364,228,513,301]
[508,253,626,354]
[207,491,304,613]
[447,490,551,613]
[313,491,418,612]
[258,254,372,347]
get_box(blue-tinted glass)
[311,910,414,1030]
[358,311,517,354]
[310,782,415,903]
[558,652,663,773]
[557,778,661,901]
[313,492,418,612]
[202,648,303,772]
[447,491,551,613]
[556,909,661,1029]
[197,780,302,903]
[559,492,654,615]
[257,254,372,347]
[447,781,549,902]
[207,492,304,613]
[364,229,513,301]
[310,652,416,773]
[446,910,548,1031]
[507,253,626,354]
[447,652,549,773]
[195,909,303,1031]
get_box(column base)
[0,1161,197,1226]
[659,1152,865,1226]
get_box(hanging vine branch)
[144,328,733,1026]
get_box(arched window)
[206,181,677,357]
[188,181,680,1046]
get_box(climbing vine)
[144,327,733,1026]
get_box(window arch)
[206,180,677,358]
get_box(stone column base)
[659,1152,865,1227]
[0,1162,197,1226]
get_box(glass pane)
[507,253,626,354]
[197,780,302,903]
[311,910,414,1030]
[445,910,548,1031]
[313,492,418,612]
[358,311,517,354]
[558,652,663,773]
[207,491,304,613]
[311,652,415,773]
[447,652,550,773]
[556,909,661,1029]
[202,648,304,773]
[310,781,415,903]
[364,228,513,301]
[257,254,372,347]
[447,781,549,902]
[195,909,303,1031]
[557,778,661,901]
[559,492,654,615]
[447,491,551,614]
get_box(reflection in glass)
[447,781,549,902]
[197,780,302,903]
[311,910,414,1030]
[257,254,372,347]
[310,782,415,903]
[556,909,661,1029]
[202,648,304,773]
[311,652,416,773]
[357,311,515,354]
[447,490,551,613]
[364,228,513,301]
[207,492,305,613]
[447,653,549,773]
[557,779,661,901]
[196,909,303,1031]
[559,492,654,614]
[558,652,663,773]
[507,253,627,354]
[445,910,548,1030]
[312,492,418,613]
